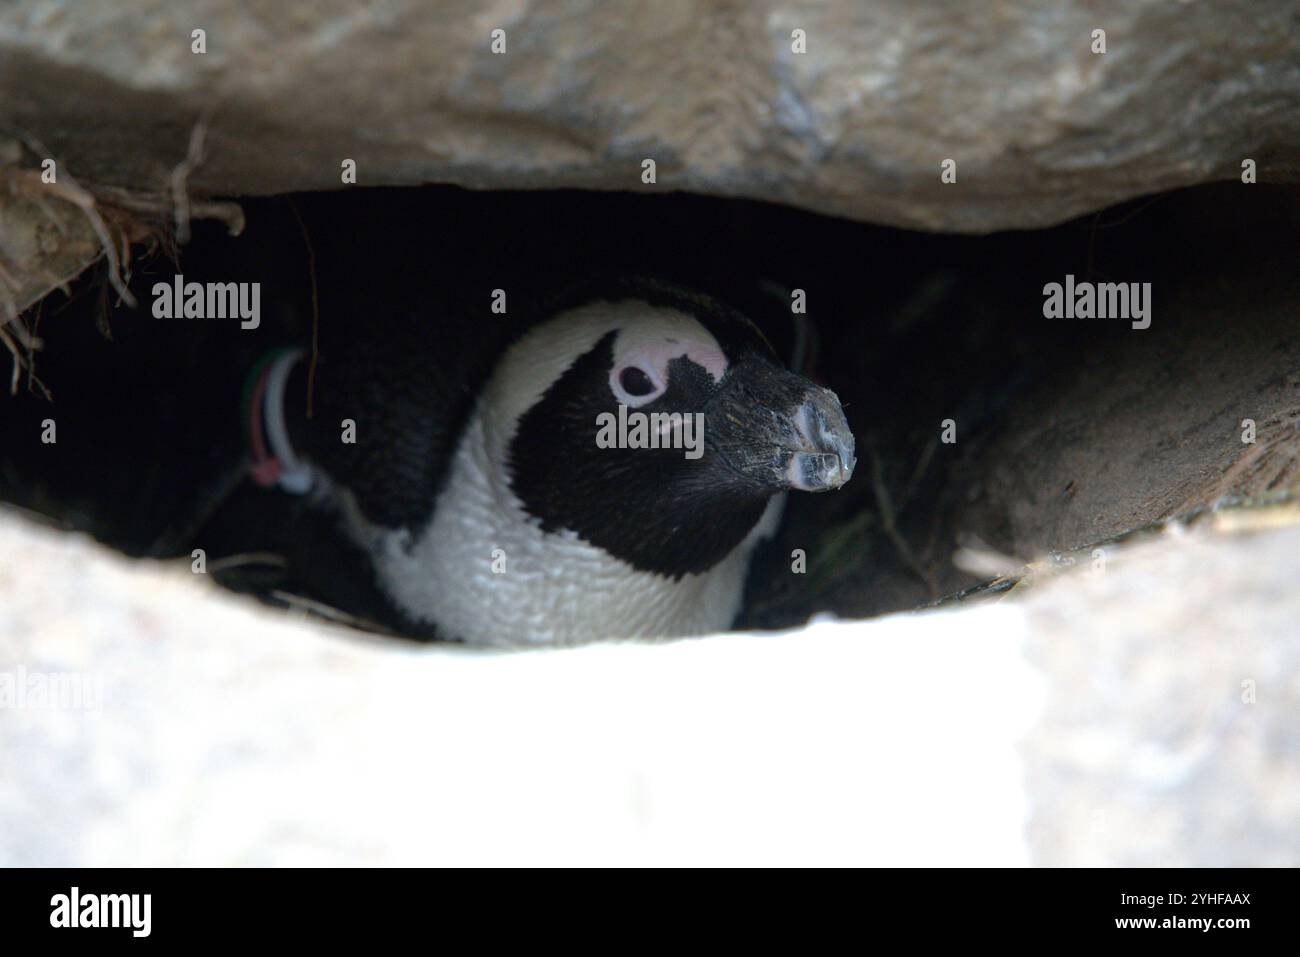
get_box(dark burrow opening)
[2,182,1296,639]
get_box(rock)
[951,245,1300,560]
[0,0,1296,233]
[1,506,1294,865]
[1019,506,1300,867]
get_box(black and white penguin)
[251,278,856,645]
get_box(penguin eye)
[618,366,657,397]
[610,363,665,407]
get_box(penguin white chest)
[362,412,780,646]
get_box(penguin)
[0,205,855,646]
[249,277,857,645]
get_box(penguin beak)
[704,357,856,492]
[782,386,857,491]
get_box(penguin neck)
[356,402,783,646]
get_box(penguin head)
[488,281,856,579]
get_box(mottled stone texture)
[1019,512,1300,867]
[0,0,1296,234]
[0,508,1295,865]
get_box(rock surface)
[0,0,1296,236]
[1,507,1294,866]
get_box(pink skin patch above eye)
[629,337,728,388]
[608,314,731,405]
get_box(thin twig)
[170,105,214,245]
[286,197,320,419]
[206,552,289,573]
[867,438,933,594]
[7,129,137,308]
